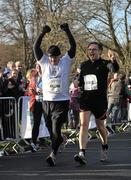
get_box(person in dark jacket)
[74,43,119,165]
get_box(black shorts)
[79,95,107,120]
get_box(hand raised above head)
[108,49,118,61]
[42,25,51,33]
[60,23,69,32]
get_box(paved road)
[0,129,131,180]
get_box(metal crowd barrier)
[0,97,25,155]
[0,96,30,141]
[0,97,18,140]
[0,96,50,156]
[118,102,131,131]
[17,96,49,140]
[0,96,130,156]
[17,96,32,139]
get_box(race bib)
[84,74,98,90]
[47,78,62,93]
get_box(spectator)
[15,61,25,84]
[69,79,80,129]
[126,71,131,103]
[26,63,44,152]
[25,68,37,110]
[0,68,4,96]
[118,73,128,121]
[107,73,122,132]
[3,61,15,77]
[4,69,24,101]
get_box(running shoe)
[30,142,38,152]
[74,152,87,165]
[100,149,108,162]
[58,134,67,153]
[46,152,56,166]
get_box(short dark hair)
[88,42,103,51]
[47,45,61,56]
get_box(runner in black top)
[74,42,119,165]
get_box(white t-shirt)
[38,53,72,101]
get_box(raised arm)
[107,50,119,72]
[60,23,76,59]
[33,25,51,61]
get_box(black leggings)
[42,100,69,155]
[32,101,43,144]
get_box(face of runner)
[49,55,60,65]
[87,44,102,61]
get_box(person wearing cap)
[74,44,119,165]
[33,23,76,166]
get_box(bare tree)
[0,0,32,68]
[0,0,130,72]
[69,0,131,71]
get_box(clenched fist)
[60,23,69,32]
[42,25,51,34]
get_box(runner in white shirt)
[33,23,76,166]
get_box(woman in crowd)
[25,63,44,152]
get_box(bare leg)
[96,119,108,161]
[74,111,91,165]
[79,111,91,149]
[96,119,108,145]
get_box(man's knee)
[96,120,106,130]
[80,123,88,130]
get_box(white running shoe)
[74,152,87,165]
[100,149,108,162]
[58,134,67,153]
[46,152,56,167]
[30,143,38,152]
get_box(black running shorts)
[79,95,107,120]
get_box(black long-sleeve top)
[79,58,119,97]
[33,29,76,61]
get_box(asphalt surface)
[0,129,131,180]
